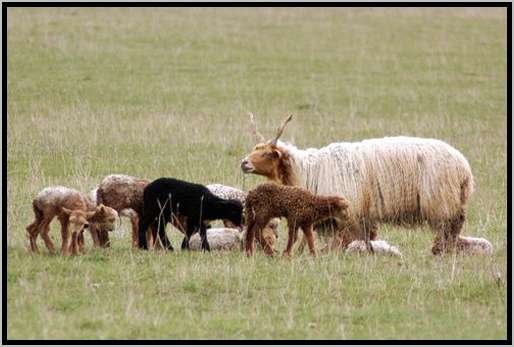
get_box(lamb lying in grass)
[26,186,118,256]
[245,182,351,257]
[345,240,403,257]
[188,218,280,252]
[188,228,242,251]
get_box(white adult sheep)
[240,114,492,255]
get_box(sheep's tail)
[460,175,474,206]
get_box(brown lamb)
[93,174,186,249]
[245,183,351,257]
[26,186,118,256]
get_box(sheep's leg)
[283,222,299,257]
[156,219,173,251]
[369,223,379,241]
[199,223,210,252]
[431,210,465,255]
[301,224,317,257]
[39,218,55,254]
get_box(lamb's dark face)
[224,200,243,227]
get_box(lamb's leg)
[59,219,72,256]
[200,223,210,252]
[70,231,80,256]
[99,229,110,248]
[283,222,299,257]
[149,224,161,250]
[296,235,307,255]
[26,220,40,252]
[182,221,196,250]
[431,210,465,255]
[26,206,44,253]
[130,214,139,250]
[89,224,101,247]
[78,231,86,254]
[302,224,317,257]
[245,219,257,256]
[156,218,173,251]
[255,226,273,256]
[137,215,151,250]
[39,217,55,254]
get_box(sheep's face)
[61,207,96,235]
[241,143,283,178]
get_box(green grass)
[7,7,508,340]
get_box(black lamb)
[138,177,244,251]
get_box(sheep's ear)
[266,149,281,159]
[61,207,73,216]
[336,198,349,210]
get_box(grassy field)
[6,7,508,340]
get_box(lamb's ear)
[61,207,73,216]
[85,210,97,220]
[96,204,107,215]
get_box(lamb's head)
[219,199,244,228]
[240,113,294,184]
[61,207,96,235]
[260,218,280,254]
[89,204,119,232]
